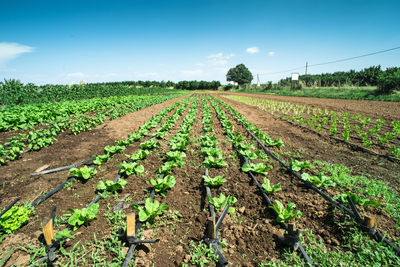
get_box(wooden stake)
[43,219,54,245]
[126,213,136,237]
[207,216,216,239]
[365,216,376,228]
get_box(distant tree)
[226,64,253,85]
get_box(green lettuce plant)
[67,203,99,230]
[132,198,169,223]
[69,166,97,180]
[270,200,302,223]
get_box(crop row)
[213,96,400,260]
[0,93,186,165]
[223,95,400,159]
[0,96,193,239]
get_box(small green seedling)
[132,198,169,223]
[262,178,281,194]
[203,175,227,187]
[97,179,127,192]
[150,175,176,194]
[118,161,144,176]
[67,203,99,230]
[270,200,302,223]
[69,166,97,180]
[242,162,273,175]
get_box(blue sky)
[1,0,399,84]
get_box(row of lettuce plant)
[212,96,400,263]
[209,97,303,225]
[222,95,400,158]
[2,96,197,265]
[208,97,317,265]
[0,97,193,237]
[217,96,400,226]
[0,94,186,165]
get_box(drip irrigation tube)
[203,167,228,266]
[121,184,158,267]
[233,110,400,257]
[31,177,75,207]
[31,157,96,176]
[0,197,20,217]
[237,151,314,267]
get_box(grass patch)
[314,160,400,227]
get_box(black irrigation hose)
[0,197,20,217]
[232,108,400,257]
[121,184,158,267]
[203,167,228,266]
[31,156,96,176]
[204,168,216,219]
[237,151,314,267]
[31,177,75,207]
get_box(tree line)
[276,65,400,93]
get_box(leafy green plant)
[188,240,218,266]
[150,175,176,194]
[238,148,258,160]
[203,175,227,187]
[301,173,336,189]
[139,139,160,150]
[54,228,75,240]
[132,198,169,223]
[201,147,222,157]
[126,149,150,161]
[97,179,127,192]
[334,192,383,208]
[207,193,237,213]
[390,146,400,158]
[69,166,97,180]
[67,203,99,230]
[157,159,176,173]
[270,200,302,223]
[104,145,125,155]
[0,206,32,233]
[242,162,272,175]
[289,159,314,172]
[203,156,227,168]
[262,178,281,194]
[166,151,186,167]
[93,154,111,165]
[118,161,144,176]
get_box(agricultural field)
[0,91,400,266]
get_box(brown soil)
[1,93,399,266]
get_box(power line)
[258,46,400,76]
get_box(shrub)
[376,67,400,94]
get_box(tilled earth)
[0,93,399,266]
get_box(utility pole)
[257,74,260,87]
[305,62,308,75]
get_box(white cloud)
[246,47,260,54]
[180,69,204,76]
[0,42,34,65]
[268,51,276,56]
[207,53,235,65]
[195,63,205,67]
[66,72,85,78]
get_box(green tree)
[226,64,253,85]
